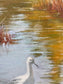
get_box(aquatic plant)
[0,24,13,45]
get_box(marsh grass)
[33,0,63,16]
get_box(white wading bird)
[9,57,38,84]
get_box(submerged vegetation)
[0,24,12,45]
[32,0,63,17]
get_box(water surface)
[0,0,63,84]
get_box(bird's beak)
[34,62,39,68]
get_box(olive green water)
[0,0,63,84]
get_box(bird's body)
[9,57,38,84]
[10,74,34,84]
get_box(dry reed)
[33,0,63,16]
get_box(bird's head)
[27,57,34,64]
[27,57,38,67]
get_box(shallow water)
[0,0,63,84]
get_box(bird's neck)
[27,62,33,77]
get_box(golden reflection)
[50,66,61,84]
[26,10,63,83]
[50,42,63,64]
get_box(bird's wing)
[8,75,27,84]
[8,80,17,84]
[8,78,22,84]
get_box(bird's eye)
[30,59,32,61]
